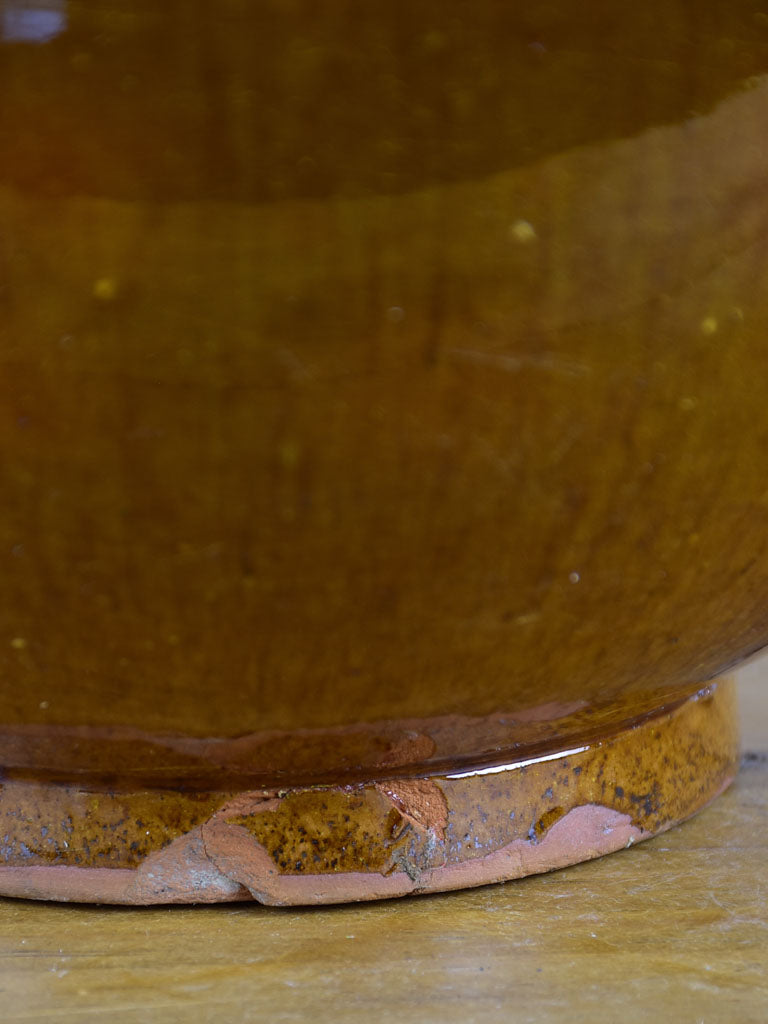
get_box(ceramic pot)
[0,0,762,903]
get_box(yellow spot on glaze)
[509,219,537,244]
[93,277,118,302]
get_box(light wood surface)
[0,672,764,1023]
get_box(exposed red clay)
[0,803,643,905]
[374,779,449,838]
[0,682,739,905]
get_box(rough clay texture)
[0,805,640,905]
[0,680,740,905]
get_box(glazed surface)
[1,3,768,757]
[0,682,739,904]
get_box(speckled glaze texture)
[0,681,738,904]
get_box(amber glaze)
[0,682,739,904]
[0,2,764,902]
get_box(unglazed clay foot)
[0,681,737,904]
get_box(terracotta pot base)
[0,679,738,905]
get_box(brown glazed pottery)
[0,1,764,904]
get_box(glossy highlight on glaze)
[0,2,764,903]
[0,683,740,904]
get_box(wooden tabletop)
[0,670,765,1023]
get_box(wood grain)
[0,671,764,1023]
